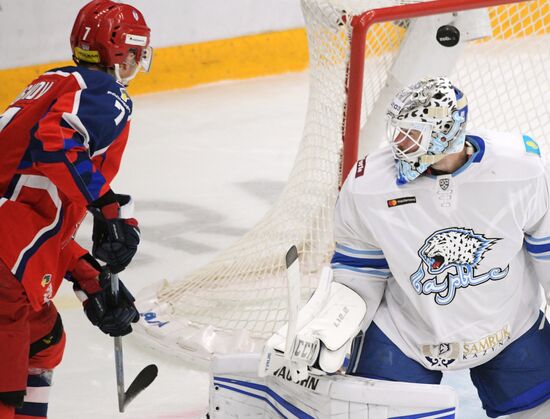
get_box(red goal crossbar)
[341,0,534,181]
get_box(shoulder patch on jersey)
[119,87,130,103]
[355,157,367,178]
[522,135,541,156]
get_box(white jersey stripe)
[43,70,71,77]
[10,175,62,275]
[336,243,384,255]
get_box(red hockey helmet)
[70,0,152,77]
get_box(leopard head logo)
[419,228,498,275]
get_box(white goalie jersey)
[333,130,550,371]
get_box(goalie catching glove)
[69,254,140,337]
[258,267,367,381]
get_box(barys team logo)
[410,228,509,305]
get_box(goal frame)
[342,0,531,181]
[135,0,548,362]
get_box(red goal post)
[343,0,549,179]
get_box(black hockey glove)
[71,257,140,337]
[88,191,140,274]
[85,269,139,337]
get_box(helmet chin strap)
[114,63,141,86]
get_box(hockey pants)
[0,259,65,418]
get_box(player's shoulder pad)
[475,129,541,159]
[470,130,545,181]
[343,147,396,195]
[353,146,394,178]
[69,66,134,115]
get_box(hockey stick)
[284,246,310,382]
[111,272,158,412]
[284,245,301,358]
[257,247,321,378]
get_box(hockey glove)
[88,191,140,274]
[70,255,140,337]
[258,267,367,380]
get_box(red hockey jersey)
[0,66,132,310]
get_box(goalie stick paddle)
[111,272,159,412]
[284,246,310,382]
[285,246,301,359]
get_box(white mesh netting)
[135,0,550,361]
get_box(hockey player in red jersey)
[0,1,153,417]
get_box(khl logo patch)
[410,228,509,305]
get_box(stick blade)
[286,245,298,269]
[122,364,158,410]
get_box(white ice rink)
[49,72,496,418]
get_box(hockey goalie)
[208,77,550,418]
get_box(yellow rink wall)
[0,0,548,112]
[0,29,309,111]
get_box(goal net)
[135,0,550,362]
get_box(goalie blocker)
[209,352,458,418]
[259,266,368,380]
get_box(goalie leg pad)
[212,353,458,418]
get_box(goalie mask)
[386,77,468,185]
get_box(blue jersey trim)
[524,241,550,254]
[467,135,485,163]
[331,252,389,269]
[2,174,21,199]
[450,135,485,177]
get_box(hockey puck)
[436,25,460,47]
